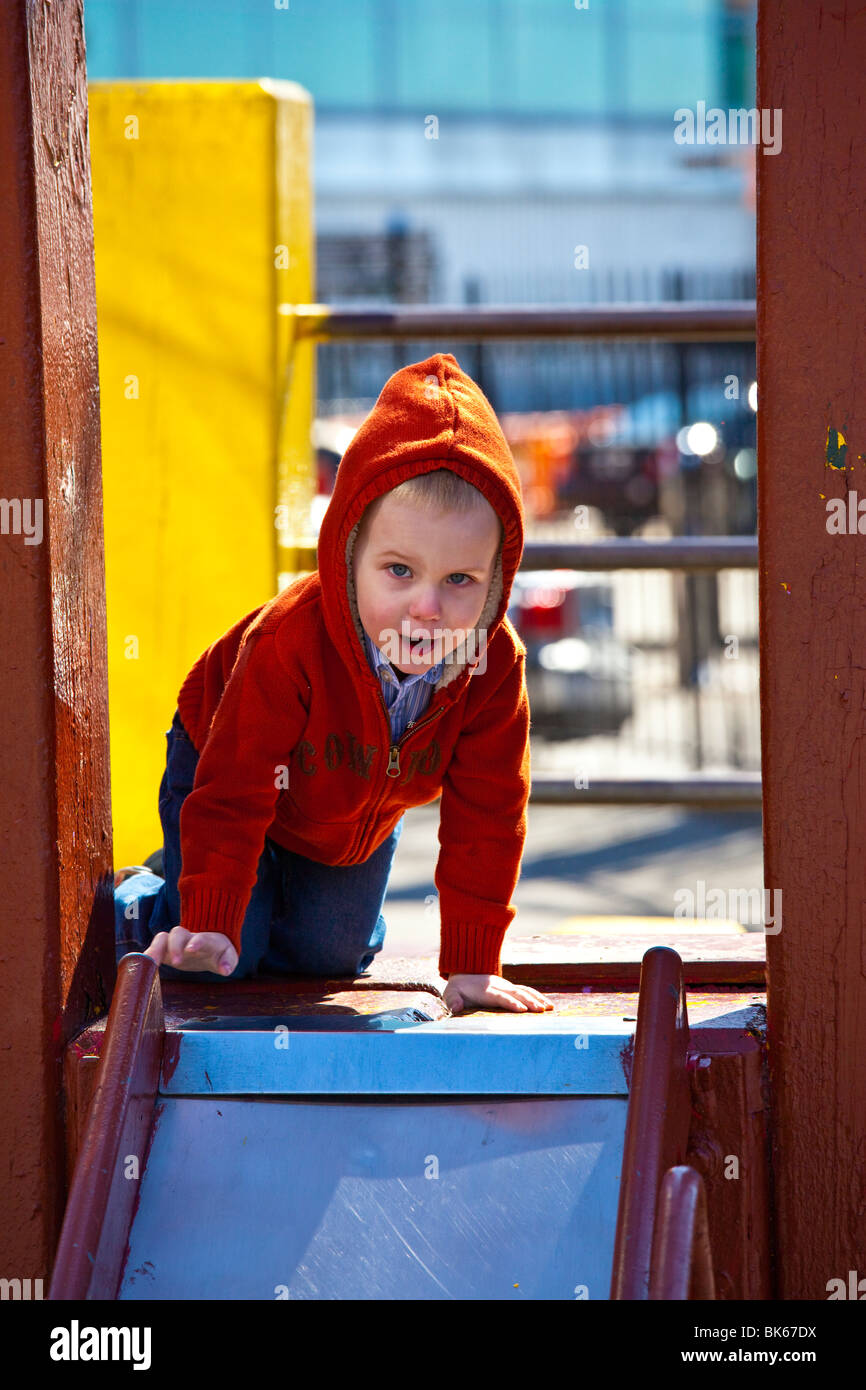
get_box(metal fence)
[518,527,760,788]
[313,262,757,419]
[290,299,759,805]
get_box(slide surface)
[118,1016,631,1300]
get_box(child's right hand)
[144,926,238,977]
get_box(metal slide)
[50,949,708,1300]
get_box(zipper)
[385,703,447,778]
[352,657,472,858]
[351,682,450,858]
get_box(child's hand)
[144,926,238,977]
[443,973,554,1014]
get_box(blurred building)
[84,0,757,412]
[83,0,760,769]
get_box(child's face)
[353,493,501,674]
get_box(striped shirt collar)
[362,629,444,688]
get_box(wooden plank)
[757,0,866,1297]
[683,1042,772,1300]
[0,0,113,1286]
[62,1051,101,1191]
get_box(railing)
[284,301,756,343]
[49,955,165,1300]
[610,946,717,1300]
[284,301,759,808]
[522,537,757,570]
[650,1165,717,1300]
[531,774,761,809]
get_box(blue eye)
[386,565,472,584]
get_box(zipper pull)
[386,745,401,778]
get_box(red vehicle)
[508,569,634,737]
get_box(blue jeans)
[114,709,403,982]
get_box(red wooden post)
[758,0,866,1297]
[0,0,114,1283]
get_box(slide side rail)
[49,955,164,1300]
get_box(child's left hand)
[443,973,554,1014]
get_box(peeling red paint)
[618,1035,635,1091]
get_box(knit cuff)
[438,921,508,979]
[178,886,247,953]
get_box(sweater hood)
[317,352,525,694]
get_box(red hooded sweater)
[174,352,530,978]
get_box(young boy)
[115,352,551,1015]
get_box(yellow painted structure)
[88,80,315,869]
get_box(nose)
[407,584,440,624]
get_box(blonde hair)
[359,467,503,545]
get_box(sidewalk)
[381,799,766,960]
